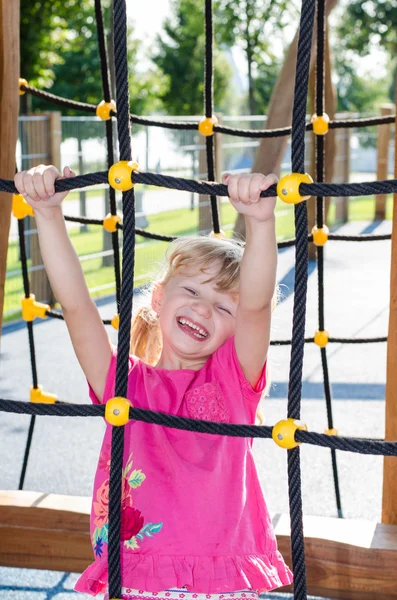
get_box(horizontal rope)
[63,215,176,242]
[22,84,395,136]
[1,398,396,455]
[2,171,397,199]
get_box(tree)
[20,0,164,116]
[215,0,294,114]
[152,0,232,115]
[334,0,396,111]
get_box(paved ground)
[0,219,392,598]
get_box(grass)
[3,193,393,323]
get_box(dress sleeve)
[213,335,267,402]
[88,346,138,404]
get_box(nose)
[192,300,211,319]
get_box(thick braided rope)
[108,0,135,594]
[287,0,317,596]
[204,0,221,234]
[21,83,395,135]
[4,399,397,455]
[95,0,122,309]
[16,209,39,490]
[314,0,342,518]
[2,172,397,197]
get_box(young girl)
[14,166,293,598]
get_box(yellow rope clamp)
[105,397,132,426]
[198,116,218,136]
[96,99,116,121]
[19,78,28,95]
[312,225,329,246]
[108,160,139,192]
[314,329,329,348]
[111,314,120,330]
[311,112,329,135]
[30,385,57,404]
[12,194,34,219]
[209,229,225,239]
[276,173,313,205]
[103,213,122,233]
[21,294,50,322]
[272,418,308,449]
[324,428,338,436]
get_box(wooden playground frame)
[1,2,397,598]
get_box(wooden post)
[334,125,350,224]
[0,1,19,337]
[375,104,394,221]
[382,90,397,524]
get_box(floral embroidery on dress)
[185,382,229,422]
[92,451,163,555]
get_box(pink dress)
[74,336,293,596]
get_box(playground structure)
[0,1,397,599]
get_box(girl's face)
[152,263,238,368]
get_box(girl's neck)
[154,351,209,371]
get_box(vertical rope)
[314,0,343,518]
[94,0,122,310]
[17,216,39,489]
[287,0,316,597]
[108,0,136,596]
[204,0,220,234]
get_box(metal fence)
[4,113,395,321]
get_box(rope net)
[1,0,397,598]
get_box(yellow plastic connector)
[108,160,139,192]
[103,213,122,233]
[277,173,313,205]
[19,78,28,95]
[30,385,57,404]
[96,99,116,120]
[324,428,338,436]
[111,314,120,330]
[314,329,329,348]
[198,116,218,136]
[209,229,225,239]
[12,194,34,219]
[312,225,329,246]
[272,418,308,449]
[311,113,329,135]
[105,397,132,426]
[21,294,50,322]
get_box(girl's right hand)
[14,164,75,212]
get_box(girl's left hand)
[222,173,278,222]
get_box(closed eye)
[184,287,198,296]
[218,306,232,315]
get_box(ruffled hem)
[74,552,293,596]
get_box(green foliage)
[334,0,396,112]
[20,0,164,116]
[152,0,232,115]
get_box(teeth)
[178,318,208,338]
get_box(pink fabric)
[74,336,293,596]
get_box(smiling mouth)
[176,317,209,340]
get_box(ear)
[151,283,164,315]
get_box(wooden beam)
[0,0,19,337]
[382,88,397,525]
[1,490,397,599]
[375,104,394,221]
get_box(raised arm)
[14,165,112,401]
[222,173,278,388]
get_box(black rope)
[3,399,397,456]
[109,0,136,595]
[2,172,397,199]
[17,215,39,490]
[288,0,317,595]
[204,0,221,234]
[313,0,342,519]
[20,83,395,135]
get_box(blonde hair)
[130,235,272,422]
